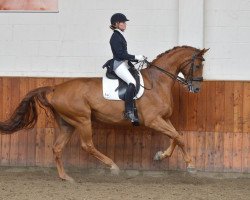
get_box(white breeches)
[114,61,136,86]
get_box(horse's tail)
[0,86,55,134]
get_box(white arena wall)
[0,0,249,80]
[205,0,250,80]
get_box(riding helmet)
[110,13,129,25]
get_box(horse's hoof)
[154,151,163,161]
[110,165,120,176]
[60,175,75,183]
[187,165,197,174]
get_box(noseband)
[140,51,204,90]
[178,52,204,91]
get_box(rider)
[109,13,145,123]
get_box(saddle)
[102,59,144,101]
[102,60,144,126]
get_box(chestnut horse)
[0,46,208,182]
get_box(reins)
[144,60,188,85]
[135,51,204,91]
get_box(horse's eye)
[194,64,203,71]
[193,65,200,71]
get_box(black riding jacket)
[110,30,135,61]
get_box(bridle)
[137,51,204,91]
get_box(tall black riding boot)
[124,83,139,125]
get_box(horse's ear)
[199,48,209,55]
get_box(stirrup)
[124,110,139,126]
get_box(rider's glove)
[135,55,145,61]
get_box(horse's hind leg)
[77,120,120,175]
[53,117,75,182]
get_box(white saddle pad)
[102,71,144,100]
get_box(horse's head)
[179,48,209,93]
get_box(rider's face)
[117,22,127,31]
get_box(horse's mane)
[151,45,198,63]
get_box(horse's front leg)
[146,117,195,172]
[154,139,177,160]
[154,120,180,159]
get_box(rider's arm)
[110,33,135,61]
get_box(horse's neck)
[149,50,187,90]
[143,50,187,101]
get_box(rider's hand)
[135,55,145,61]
